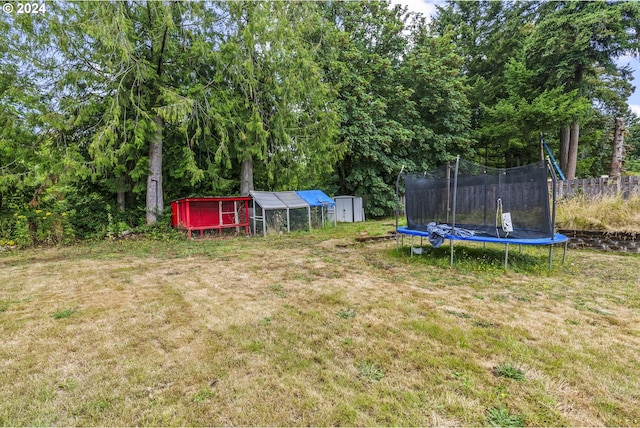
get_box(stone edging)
[558,229,639,253]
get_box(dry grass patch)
[556,194,640,231]
[1,223,639,425]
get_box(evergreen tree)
[435,0,639,175]
[434,0,537,166]
[7,2,237,224]
[1,7,86,222]
[214,1,342,196]
[526,0,640,179]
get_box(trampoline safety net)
[403,159,553,239]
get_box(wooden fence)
[553,176,640,199]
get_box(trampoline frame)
[396,226,568,270]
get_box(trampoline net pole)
[446,162,450,224]
[395,165,405,252]
[450,156,460,267]
[547,157,558,239]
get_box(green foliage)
[329,2,471,216]
[133,208,183,242]
[493,363,526,381]
[434,1,537,166]
[63,191,114,240]
[52,308,77,320]
[214,1,343,193]
[486,405,526,427]
[480,56,591,164]
[336,308,356,319]
[356,361,385,382]
[193,387,215,403]
[435,0,640,174]
[1,204,75,248]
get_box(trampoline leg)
[410,236,413,258]
[504,244,509,269]
[548,245,553,272]
[450,239,454,268]
[562,241,568,265]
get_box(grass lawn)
[1,220,639,426]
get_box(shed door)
[335,198,353,222]
[353,197,364,222]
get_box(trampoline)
[395,157,569,270]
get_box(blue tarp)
[296,190,335,207]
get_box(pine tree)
[524,0,639,178]
[215,1,342,195]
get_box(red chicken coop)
[170,196,251,238]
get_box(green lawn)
[1,221,639,426]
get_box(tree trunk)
[566,120,579,180]
[565,63,584,181]
[146,115,164,225]
[559,126,570,174]
[610,117,625,178]
[117,189,125,211]
[240,156,254,196]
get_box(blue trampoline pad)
[396,226,568,246]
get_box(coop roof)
[296,190,335,207]
[249,191,289,209]
[274,191,309,208]
[250,191,310,209]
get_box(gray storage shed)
[334,195,365,223]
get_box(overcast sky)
[391,0,640,117]
[390,0,438,18]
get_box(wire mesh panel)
[265,209,289,233]
[404,163,452,232]
[404,159,552,239]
